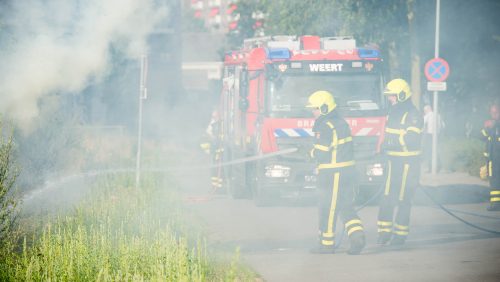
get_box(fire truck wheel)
[228,162,251,199]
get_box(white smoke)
[0,0,169,130]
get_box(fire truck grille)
[352,136,379,160]
[275,137,314,162]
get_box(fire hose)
[334,183,500,249]
[421,188,500,235]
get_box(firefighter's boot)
[347,231,365,255]
[377,232,392,245]
[487,202,500,211]
[390,235,406,246]
[309,244,335,254]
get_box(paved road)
[181,170,500,282]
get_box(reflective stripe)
[314,144,330,151]
[394,224,409,231]
[407,126,422,134]
[318,161,355,169]
[393,230,409,236]
[387,151,421,157]
[491,197,500,202]
[399,163,409,201]
[399,132,407,151]
[322,232,334,238]
[378,228,392,233]
[332,129,338,146]
[384,160,392,195]
[484,152,489,157]
[347,226,364,236]
[345,219,362,228]
[326,121,334,129]
[401,112,408,125]
[385,127,404,134]
[490,191,500,195]
[377,221,393,226]
[489,161,493,177]
[321,240,334,246]
[274,128,314,137]
[326,173,340,237]
[336,136,352,145]
[482,129,488,137]
[331,130,338,163]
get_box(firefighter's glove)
[480,165,488,180]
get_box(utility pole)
[135,54,148,189]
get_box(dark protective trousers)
[317,167,364,247]
[377,156,420,238]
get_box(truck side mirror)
[240,70,249,98]
[241,70,248,86]
[239,98,249,111]
[266,64,279,81]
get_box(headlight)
[366,163,384,176]
[304,175,317,182]
[265,165,291,178]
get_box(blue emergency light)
[266,48,291,60]
[358,48,380,58]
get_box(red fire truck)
[215,35,386,205]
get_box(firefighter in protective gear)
[481,103,500,211]
[205,110,224,191]
[307,90,366,255]
[378,79,423,246]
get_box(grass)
[0,172,257,281]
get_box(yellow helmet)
[306,90,336,114]
[384,78,411,102]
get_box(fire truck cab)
[216,35,386,205]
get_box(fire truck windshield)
[267,73,383,118]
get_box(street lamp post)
[135,54,148,189]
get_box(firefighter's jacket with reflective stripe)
[481,121,500,177]
[311,111,355,169]
[382,100,423,157]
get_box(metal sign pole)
[431,0,441,175]
[136,54,148,188]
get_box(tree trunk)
[408,0,421,109]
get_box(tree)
[227,0,266,48]
[261,0,342,36]
[0,122,19,251]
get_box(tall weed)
[1,173,256,281]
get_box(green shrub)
[439,137,485,176]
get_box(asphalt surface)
[181,169,500,282]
